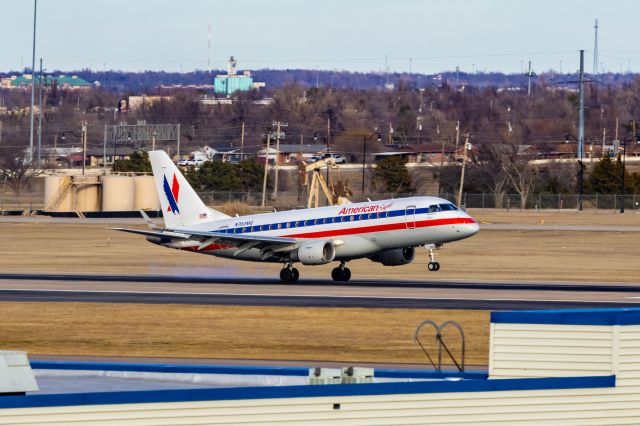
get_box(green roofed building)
[0,74,93,90]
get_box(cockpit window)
[427,204,441,213]
[438,203,458,211]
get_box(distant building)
[0,74,93,90]
[214,57,265,96]
[258,144,326,165]
[128,95,173,110]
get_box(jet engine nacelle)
[291,240,336,265]
[369,247,416,266]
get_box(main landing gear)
[331,261,351,282]
[425,244,442,272]
[279,263,299,283]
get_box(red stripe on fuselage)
[283,217,476,239]
[178,217,475,253]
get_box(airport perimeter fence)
[0,194,44,212]
[2,190,639,213]
[197,190,640,212]
[442,192,640,212]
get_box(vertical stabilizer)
[148,150,229,228]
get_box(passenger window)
[305,220,314,226]
[368,213,375,220]
[277,223,282,229]
[297,221,304,227]
[286,222,291,228]
[315,219,322,225]
[350,216,355,221]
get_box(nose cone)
[463,221,480,237]
[458,216,479,238]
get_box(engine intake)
[291,240,336,265]
[369,247,415,266]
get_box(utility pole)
[454,121,460,153]
[621,121,633,214]
[526,60,533,97]
[37,58,43,166]
[578,49,585,211]
[151,131,156,151]
[326,118,331,184]
[240,121,245,161]
[593,19,599,76]
[601,128,606,159]
[272,121,287,199]
[81,121,87,175]
[28,0,37,164]
[456,134,470,207]
[261,133,271,207]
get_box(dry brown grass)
[0,211,637,363]
[469,208,640,226]
[0,302,488,365]
[0,217,638,283]
[217,201,254,217]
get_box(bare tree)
[497,141,537,209]
[0,148,42,197]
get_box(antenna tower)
[593,19,599,75]
[207,24,212,73]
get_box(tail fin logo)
[162,174,180,214]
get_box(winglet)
[140,210,160,230]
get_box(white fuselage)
[163,196,478,263]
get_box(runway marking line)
[0,288,638,305]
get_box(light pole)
[620,121,635,214]
[565,134,584,211]
[362,132,382,194]
[456,134,471,208]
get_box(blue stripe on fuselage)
[217,205,456,235]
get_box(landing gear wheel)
[428,261,440,272]
[290,268,300,283]
[331,266,351,282]
[342,267,351,281]
[280,268,293,283]
[331,267,342,281]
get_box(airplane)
[114,150,479,283]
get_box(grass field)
[0,210,637,364]
[0,303,488,366]
[0,210,638,283]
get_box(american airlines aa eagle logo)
[162,173,180,214]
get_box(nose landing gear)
[425,244,442,272]
[331,261,351,282]
[279,263,300,283]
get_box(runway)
[0,273,639,310]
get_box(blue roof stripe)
[30,360,487,380]
[491,308,640,326]
[0,375,614,409]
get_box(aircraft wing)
[112,227,299,256]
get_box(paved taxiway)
[0,273,639,310]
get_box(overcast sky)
[2,0,639,74]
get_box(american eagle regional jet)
[115,150,479,283]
